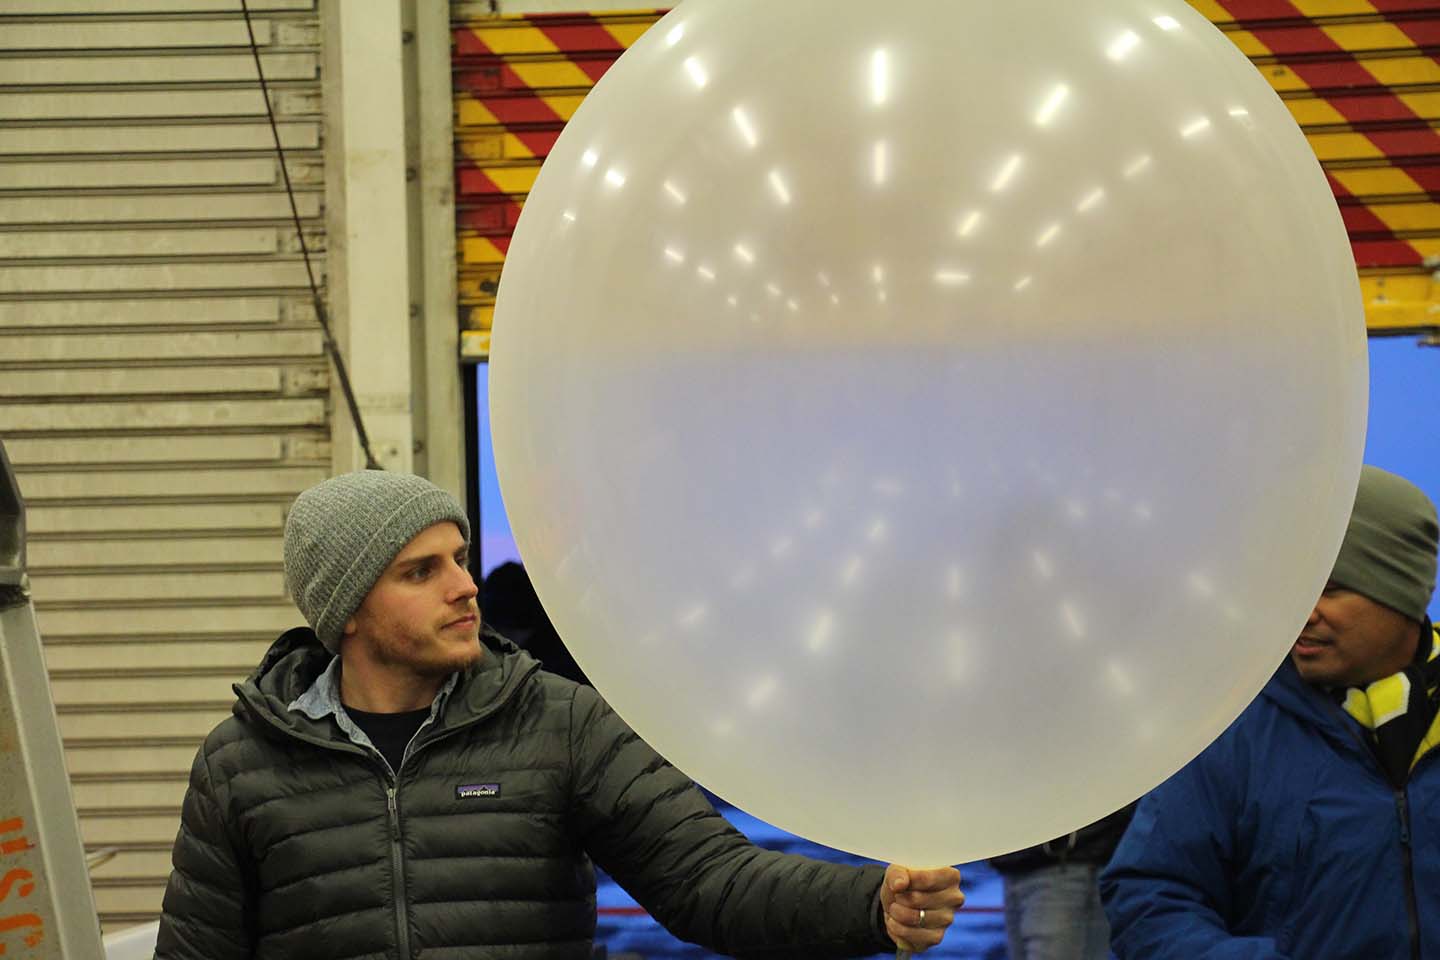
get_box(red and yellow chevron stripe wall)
[453,2,1440,358]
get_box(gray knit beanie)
[1329,465,1438,622]
[283,471,471,653]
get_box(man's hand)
[881,864,965,953]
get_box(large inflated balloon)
[490,0,1366,865]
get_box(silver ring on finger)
[919,908,926,927]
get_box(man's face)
[1291,583,1420,688]
[344,521,482,678]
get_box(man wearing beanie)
[154,470,964,960]
[1102,465,1440,959]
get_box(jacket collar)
[1260,657,1369,756]
[232,626,539,746]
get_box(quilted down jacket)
[155,628,892,959]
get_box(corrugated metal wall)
[0,0,328,933]
[451,0,1440,359]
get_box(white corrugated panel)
[0,0,327,935]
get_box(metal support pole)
[0,441,104,959]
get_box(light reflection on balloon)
[491,0,1367,865]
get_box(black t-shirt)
[345,705,430,773]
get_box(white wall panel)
[0,122,319,155]
[0,398,325,431]
[0,367,289,398]
[38,604,302,639]
[5,0,308,10]
[0,158,290,189]
[0,297,285,327]
[28,535,284,567]
[3,20,274,49]
[0,228,284,259]
[4,52,317,85]
[1,89,320,121]
[5,330,322,361]
[17,467,328,500]
[0,192,322,225]
[70,780,190,811]
[43,640,273,672]
[26,503,285,535]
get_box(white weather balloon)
[490,0,1366,865]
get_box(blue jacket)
[1100,659,1440,959]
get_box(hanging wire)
[240,0,382,470]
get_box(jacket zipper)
[387,786,412,960]
[1322,698,1423,960]
[1395,791,1421,960]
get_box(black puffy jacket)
[155,628,892,959]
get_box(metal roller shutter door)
[0,0,328,933]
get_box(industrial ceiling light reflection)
[817,271,831,287]
[726,294,738,307]
[676,603,708,628]
[683,56,707,88]
[768,169,792,205]
[1034,84,1070,126]
[663,246,685,264]
[934,269,970,286]
[765,282,781,297]
[877,289,888,303]
[1106,661,1136,696]
[604,168,627,188]
[561,210,576,223]
[581,149,598,168]
[745,675,778,710]
[1014,275,1033,292]
[786,298,800,312]
[990,153,1023,192]
[873,140,890,185]
[1106,30,1140,61]
[1153,14,1181,30]
[1187,571,1216,599]
[733,243,755,264]
[1076,187,1105,213]
[957,209,983,237]
[946,564,966,599]
[732,106,758,148]
[1061,601,1087,639]
[872,264,885,284]
[1036,223,1062,247]
[870,48,890,106]
[807,611,836,653]
[1123,154,1152,178]
[696,265,716,281]
[665,23,684,46]
[1180,116,1212,139]
[663,180,687,205]
[840,554,863,586]
[1228,106,1250,117]
[830,293,840,305]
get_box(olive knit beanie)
[283,471,471,653]
[1329,465,1438,623]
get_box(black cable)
[240,0,382,471]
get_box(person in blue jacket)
[1101,465,1440,959]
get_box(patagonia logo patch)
[456,783,501,800]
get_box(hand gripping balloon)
[491,0,1365,899]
